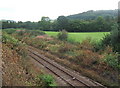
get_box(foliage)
[67,10,117,20]
[58,43,73,53]
[2,10,117,32]
[37,74,56,87]
[110,23,120,52]
[2,32,19,46]
[15,44,28,58]
[101,34,111,47]
[16,30,45,37]
[2,32,28,57]
[25,38,47,49]
[103,53,120,69]
[80,38,93,50]
[57,16,69,30]
[3,28,18,34]
[38,17,51,30]
[75,50,100,67]
[100,23,120,53]
[29,30,45,36]
[12,29,119,86]
[57,30,68,41]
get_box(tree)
[50,20,58,31]
[38,17,51,31]
[111,23,120,52]
[57,16,69,30]
[95,16,106,32]
[111,23,118,44]
[101,23,120,52]
[38,17,51,30]
[41,16,50,22]
[2,20,17,29]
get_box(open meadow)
[45,31,109,43]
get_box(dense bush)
[37,74,56,87]
[15,44,28,58]
[2,32,19,46]
[58,43,73,53]
[110,24,120,52]
[57,30,68,41]
[25,38,47,49]
[3,28,18,34]
[95,23,120,53]
[103,53,120,69]
[101,34,111,46]
[16,30,45,37]
[79,38,94,50]
[2,32,28,57]
[28,30,45,36]
[93,34,111,52]
[75,50,100,67]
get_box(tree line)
[67,10,117,20]
[2,16,116,32]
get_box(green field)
[45,31,109,43]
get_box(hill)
[67,10,118,20]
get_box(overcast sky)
[0,0,119,22]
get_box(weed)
[75,50,100,67]
[2,32,19,47]
[58,42,75,54]
[37,74,56,87]
[57,30,68,41]
[3,28,18,34]
[79,38,94,50]
[2,32,28,58]
[103,53,120,69]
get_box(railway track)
[28,48,105,87]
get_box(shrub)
[29,30,45,36]
[94,34,111,52]
[2,32,19,46]
[2,32,28,58]
[93,42,103,52]
[75,50,100,67]
[103,53,120,69]
[17,30,26,36]
[38,74,56,87]
[99,23,120,53]
[101,34,111,46]
[57,30,68,41]
[58,43,74,53]
[15,44,28,58]
[16,30,45,37]
[3,28,17,34]
[79,38,94,51]
[25,38,47,49]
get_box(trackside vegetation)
[2,31,57,87]
[4,29,119,86]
